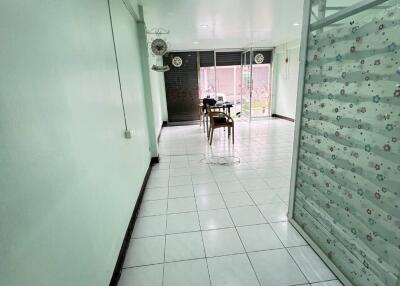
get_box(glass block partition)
[290,1,400,286]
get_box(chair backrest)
[203,98,216,113]
[207,107,233,127]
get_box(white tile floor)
[118,119,343,286]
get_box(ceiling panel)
[140,0,304,50]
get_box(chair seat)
[213,117,227,124]
[214,123,233,128]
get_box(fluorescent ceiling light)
[293,23,300,26]
[200,24,208,28]
[193,41,199,44]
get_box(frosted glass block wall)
[291,1,400,285]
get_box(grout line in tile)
[192,182,213,286]
[136,219,299,239]
[161,174,170,286]
[123,246,306,271]
[247,189,312,284]
[213,172,262,286]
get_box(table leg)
[228,107,231,136]
[206,115,209,138]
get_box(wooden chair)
[198,103,204,127]
[207,107,234,145]
[202,98,216,134]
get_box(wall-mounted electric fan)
[151,38,168,56]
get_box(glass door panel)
[251,59,271,117]
[241,50,252,119]
[199,49,271,120]
[214,65,242,117]
[199,66,216,99]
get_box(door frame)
[240,49,253,120]
[251,48,273,118]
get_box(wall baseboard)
[289,218,351,286]
[167,120,200,126]
[151,156,160,164]
[109,159,155,286]
[157,122,166,143]
[272,114,295,122]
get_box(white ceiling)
[140,0,304,50]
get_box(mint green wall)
[0,0,157,285]
[148,55,168,135]
[272,40,301,119]
[136,10,159,157]
[127,0,140,18]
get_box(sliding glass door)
[240,49,272,120]
[241,50,252,119]
[198,49,272,120]
[199,51,242,117]
[251,49,272,117]
[214,51,242,116]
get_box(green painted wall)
[148,55,168,135]
[272,39,301,119]
[136,13,159,158]
[0,0,158,285]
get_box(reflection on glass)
[199,50,272,119]
[251,63,271,117]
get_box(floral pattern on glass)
[293,2,400,286]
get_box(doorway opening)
[199,65,242,117]
[198,49,272,120]
[241,49,272,119]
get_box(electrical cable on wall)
[107,0,128,133]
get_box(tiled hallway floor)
[118,119,342,286]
